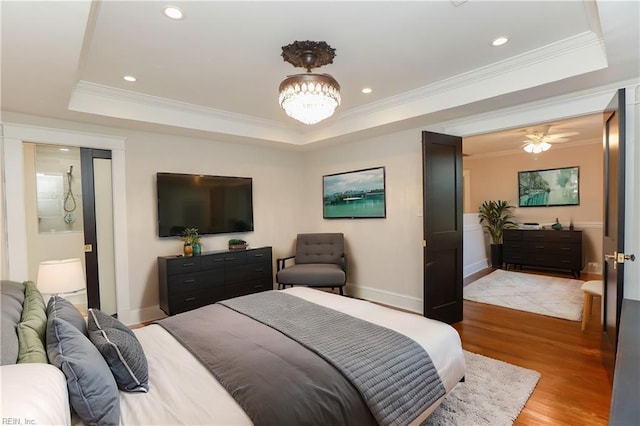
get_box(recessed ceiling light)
[492,36,509,47]
[362,88,373,94]
[123,75,137,82]
[164,6,184,20]
[59,148,70,152]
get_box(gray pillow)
[46,295,87,336]
[1,280,25,365]
[87,308,149,392]
[46,317,120,425]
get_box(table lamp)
[37,258,86,296]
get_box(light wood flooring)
[458,268,610,425]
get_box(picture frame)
[518,166,580,207]
[323,167,386,219]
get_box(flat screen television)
[157,172,254,237]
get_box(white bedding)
[114,287,465,425]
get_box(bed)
[1,280,465,425]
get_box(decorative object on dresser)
[477,200,517,268]
[228,239,248,250]
[503,229,583,278]
[158,246,273,315]
[181,227,201,256]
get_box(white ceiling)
[1,1,638,153]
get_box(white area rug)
[425,351,541,426]
[463,269,584,321]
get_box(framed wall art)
[323,167,386,219]
[518,166,580,207]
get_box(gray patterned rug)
[463,269,584,320]
[424,350,540,426]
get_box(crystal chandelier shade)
[279,73,341,125]
[279,41,340,125]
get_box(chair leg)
[339,287,343,296]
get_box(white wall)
[122,129,309,320]
[302,128,426,312]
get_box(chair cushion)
[295,233,344,265]
[581,280,603,296]
[277,263,346,286]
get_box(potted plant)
[181,228,201,256]
[478,200,517,268]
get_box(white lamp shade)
[37,258,86,295]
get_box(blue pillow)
[46,317,120,425]
[46,295,87,336]
[87,308,149,392]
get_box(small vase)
[183,243,193,256]
[192,242,202,255]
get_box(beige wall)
[463,142,604,272]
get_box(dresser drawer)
[222,251,247,267]
[522,241,580,255]
[168,270,224,295]
[247,247,272,264]
[523,230,582,243]
[169,287,225,314]
[166,256,201,275]
[226,279,272,299]
[503,230,523,241]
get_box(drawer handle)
[225,257,236,261]
[254,268,264,272]
[253,253,264,258]
[185,297,196,302]
[534,235,544,238]
[182,263,194,267]
[214,259,224,263]
[183,279,196,283]
[535,245,545,249]
[560,247,571,251]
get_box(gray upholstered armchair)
[276,233,347,295]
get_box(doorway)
[22,143,116,315]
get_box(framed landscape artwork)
[518,166,580,207]
[323,167,386,219]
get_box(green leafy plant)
[181,228,201,245]
[478,200,517,244]
[228,239,246,245]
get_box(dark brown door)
[422,131,463,324]
[81,148,113,310]
[602,89,626,380]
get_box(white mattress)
[117,287,466,425]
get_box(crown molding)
[67,29,608,146]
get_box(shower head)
[67,165,73,176]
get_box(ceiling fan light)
[523,143,534,153]
[540,141,552,151]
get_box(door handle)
[605,252,617,270]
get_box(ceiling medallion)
[278,41,341,125]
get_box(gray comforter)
[158,291,445,426]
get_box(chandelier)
[279,41,341,125]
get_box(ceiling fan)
[521,125,579,153]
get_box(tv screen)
[157,173,254,237]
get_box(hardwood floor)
[457,268,610,425]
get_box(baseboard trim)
[464,258,489,278]
[124,306,166,326]
[347,284,422,315]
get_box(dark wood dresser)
[503,229,583,277]
[158,246,273,315]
